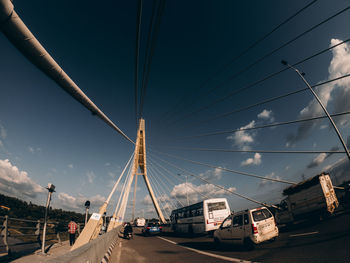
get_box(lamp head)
[47,183,56,192]
[85,200,90,208]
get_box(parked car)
[214,207,278,249]
[142,222,162,235]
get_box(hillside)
[0,193,85,223]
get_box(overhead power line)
[149,148,296,184]
[168,8,350,126]
[178,110,350,139]
[159,0,318,123]
[152,153,278,208]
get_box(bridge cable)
[177,110,350,139]
[148,155,211,201]
[149,148,296,184]
[147,170,172,218]
[159,0,318,123]
[0,2,135,145]
[139,0,166,117]
[187,72,350,127]
[134,0,143,127]
[168,36,350,126]
[152,153,277,208]
[148,160,185,207]
[147,165,179,210]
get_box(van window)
[233,215,243,227]
[221,217,232,228]
[252,209,272,222]
[208,202,226,212]
[244,214,249,225]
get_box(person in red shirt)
[68,218,78,246]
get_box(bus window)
[208,202,226,212]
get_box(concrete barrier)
[48,226,121,263]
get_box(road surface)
[109,211,350,263]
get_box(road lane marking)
[289,231,319,237]
[157,236,257,263]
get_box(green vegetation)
[0,193,85,223]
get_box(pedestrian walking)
[68,218,78,246]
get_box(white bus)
[170,198,231,234]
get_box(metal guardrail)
[0,215,85,256]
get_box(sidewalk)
[12,241,71,263]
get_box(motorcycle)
[124,231,133,240]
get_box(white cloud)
[0,159,45,199]
[199,167,223,180]
[307,153,327,168]
[170,182,236,204]
[241,153,262,166]
[68,164,74,169]
[56,192,105,212]
[258,109,274,122]
[105,162,111,166]
[0,123,6,139]
[28,146,41,154]
[86,171,96,184]
[227,120,255,150]
[287,39,350,145]
[258,172,281,188]
[28,146,35,153]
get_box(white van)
[213,207,278,249]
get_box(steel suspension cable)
[134,0,143,126]
[149,148,296,184]
[158,0,318,123]
[113,156,134,219]
[147,165,178,210]
[191,72,350,126]
[178,110,350,139]
[152,153,276,208]
[148,154,211,200]
[147,170,172,218]
[0,1,135,144]
[161,147,345,154]
[147,160,184,207]
[139,0,166,117]
[170,37,350,126]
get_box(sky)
[0,0,350,220]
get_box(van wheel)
[244,238,255,250]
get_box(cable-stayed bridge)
[1,0,350,262]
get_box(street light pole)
[41,183,55,254]
[84,200,90,226]
[185,175,189,206]
[281,60,350,161]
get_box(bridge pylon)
[125,118,166,224]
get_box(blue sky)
[0,0,350,220]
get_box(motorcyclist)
[124,222,133,238]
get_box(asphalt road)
[110,211,350,263]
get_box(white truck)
[275,173,339,224]
[134,217,146,227]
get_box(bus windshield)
[207,201,226,212]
